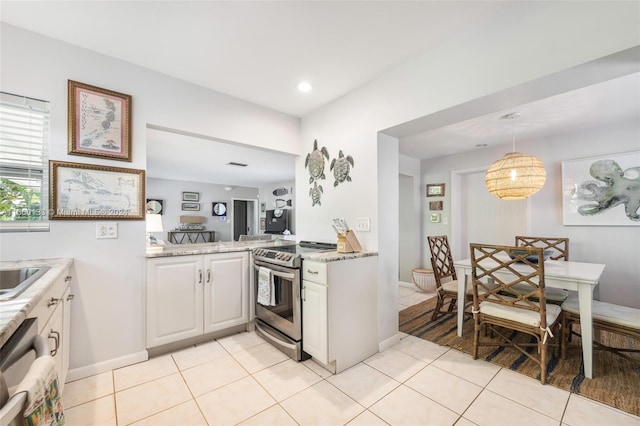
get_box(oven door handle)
[253,264,295,281]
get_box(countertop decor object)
[67,80,132,162]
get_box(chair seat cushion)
[562,294,640,330]
[510,283,568,302]
[480,298,561,328]
[441,280,497,295]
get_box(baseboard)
[378,333,402,352]
[66,350,149,383]
[399,281,414,288]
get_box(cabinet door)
[302,280,328,364]
[203,252,249,333]
[61,286,72,388]
[40,301,64,392]
[147,256,204,347]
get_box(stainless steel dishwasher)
[0,318,49,426]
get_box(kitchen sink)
[0,266,50,301]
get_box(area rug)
[399,298,640,417]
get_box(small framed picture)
[182,203,200,211]
[182,192,199,202]
[429,201,443,211]
[430,213,441,223]
[426,183,445,197]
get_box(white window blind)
[0,92,50,232]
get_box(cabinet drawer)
[29,268,70,334]
[303,261,327,284]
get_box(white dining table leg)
[455,266,467,337]
[578,286,594,379]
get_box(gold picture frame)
[50,160,145,220]
[68,80,132,161]
[426,183,445,197]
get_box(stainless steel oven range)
[252,241,336,360]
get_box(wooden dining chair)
[512,236,570,304]
[469,243,562,384]
[427,235,467,321]
[515,236,569,261]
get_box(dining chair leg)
[473,319,480,359]
[431,297,444,321]
[540,341,548,385]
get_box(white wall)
[0,23,300,376]
[398,154,422,283]
[147,178,258,242]
[300,1,640,344]
[422,120,640,307]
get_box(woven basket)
[411,269,436,292]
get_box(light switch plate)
[355,217,371,232]
[96,223,118,239]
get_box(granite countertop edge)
[145,240,297,258]
[0,258,74,347]
[301,250,378,262]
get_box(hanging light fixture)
[485,112,546,200]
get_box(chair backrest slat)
[469,243,547,326]
[427,236,456,286]
[515,236,569,261]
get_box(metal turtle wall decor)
[309,181,323,206]
[330,150,354,187]
[305,139,329,184]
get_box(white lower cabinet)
[30,268,72,391]
[146,252,249,348]
[302,256,378,373]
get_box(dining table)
[453,257,605,379]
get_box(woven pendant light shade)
[485,152,546,200]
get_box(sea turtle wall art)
[330,150,354,187]
[305,139,329,206]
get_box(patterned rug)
[399,297,640,417]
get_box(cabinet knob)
[207,269,212,283]
[307,269,319,275]
[67,294,75,301]
[65,275,72,283]
[198,269,203,284]
[47,297,60,307]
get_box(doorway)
[231,198,258,241]
[451,167,530,259]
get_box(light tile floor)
[63,284,640,426]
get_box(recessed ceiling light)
[297,81,313,93]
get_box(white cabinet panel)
[146,256,204,347]
[302,280,327,363]
[204,252,249,333]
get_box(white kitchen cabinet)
[146,252,249,348]
[203,252,249,333]
[302,255,378,373]
[30,268,72,391]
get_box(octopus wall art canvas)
[562,151,640,226]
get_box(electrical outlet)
[96,223,118,239]
[442,216,448,225]
[355,217,371,232]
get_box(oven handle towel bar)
[253,264,295,281]
[0,335,50,426]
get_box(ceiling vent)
[226,162,248,167]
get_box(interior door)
[233,200,248,240]
[460,170,529,258]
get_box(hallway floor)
[62,284,640,425]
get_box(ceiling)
[2,1,638,185]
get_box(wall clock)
[212,202,227,216]
[146,199,164,214]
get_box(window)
[0,92,50,232]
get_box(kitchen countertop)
[302,250,378,263]
[0,258,73,347]
[145,239,297,258]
